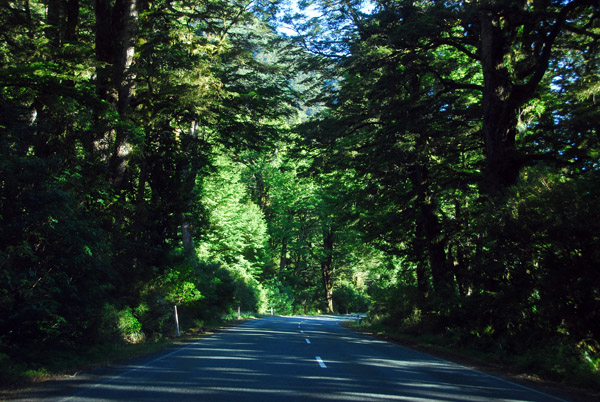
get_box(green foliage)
[117,307,145,344]
[231,270,267,313]
[0,0,297,365]
[198,155,270,279]
[96,304,145,344]
[1,0,599,391]
[332,283,370,314]
[288,0,600,386]
[264,281,295,315]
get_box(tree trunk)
[133,153,148,244]
[65,0,79,43]
[94,0,116,102]
[452,200,469,298]
[479,11,523,193]
[46,0,61,48]
[478,1,582,192]
[181,215,194,256]
[321,229,334,313]
[94,0,138,188]
[180,121,200,257]
[413,219,430,309]
[411,164,455,300]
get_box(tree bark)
[94,0,139,187]
[478,0,590,193]
[180,121,200,257]
[411,164,455,300]
[321,229,335,313]
[452,200,469,298]
[479,9,522,192]
[46,0,61,48]
[413,219,430,309]
[65,0,79,43]
[181,216,194,256]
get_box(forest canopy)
[1,0,599,386]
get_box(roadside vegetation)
[0,312,259,389]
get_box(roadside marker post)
[174,305,180,337]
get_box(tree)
[198,154,269,280]
[294,0,600,366]
[0,0,293,351]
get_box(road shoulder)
[0,319,251,401]
[341,322,599,402]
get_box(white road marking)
[305,339,311,344]
[301,330,304,334]
[58,337,203,401]
[315,356,326,368]
[341,328,570,402]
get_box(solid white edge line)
[472,369,570,402]
[409,347,570,402]
[338,322,569,402]
[315,356,327,368]
[59,322,250,401]
[58,343,192,401]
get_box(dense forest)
[1,0,599,386]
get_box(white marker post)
[238,306,241,320]
[174,305,180,337]
[271,307,274,316]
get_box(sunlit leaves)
[197,155,269,279]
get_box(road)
[26,315,567,401]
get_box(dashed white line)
[305,339,311,344]
[315,356,326,368]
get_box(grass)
[0,339,178,397]
[0,316,249,391]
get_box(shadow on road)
[14,316,567,402]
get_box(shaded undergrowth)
[0,315,254,390]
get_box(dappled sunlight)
[36,316,563,402]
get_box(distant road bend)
[31,315,568,402]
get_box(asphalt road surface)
[29,315,568,401]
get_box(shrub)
[265,282,295,315]
[117,306,145,344]
[333,283,370,314]
[231,272,265,313]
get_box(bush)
[96,304,146,344]
[333,283,370,314]
[117,307,145,344]
[368,281,420,324]
[265,282,295,315]
[231,272,266,313]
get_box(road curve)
[24,315,568,401]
